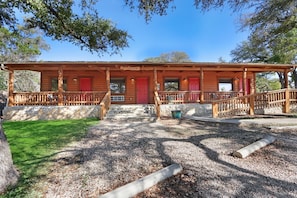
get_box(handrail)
[99,91,111,120]
[212,89,297,118]
[154,91,161,119]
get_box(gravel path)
[34,118,297,198]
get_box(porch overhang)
[3,61,295,73]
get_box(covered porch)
[3,61,295,119]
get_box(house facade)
[3,61,295,120]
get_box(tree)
[144,51,191,62]
[0,122,19,194]
[230,28,297,88]
[0,26,47,92]
[0,27,49,62]
[1,1,130,56]
[0,14,51,196]
[256,73,281,92]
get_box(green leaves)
[124,0,175,22]
[3,0,131,56]
[0,26,49,62]
[144,51,191,62]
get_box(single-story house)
[2,61,296,120]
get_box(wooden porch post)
[154,67,158,91]
[200,67,204,103]
[106,68,110,92]
[57,66,63,106]
[284,69,290,113]
[249,95,255,116]
[242,68,247,96]
[8,71,14,107]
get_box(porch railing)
[158,91,241,104]
[212,89,297,118]
[12,91,107,106]
[158,91,201,104]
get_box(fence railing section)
[13,91,59,106]
[204,91,242,102]
[213,89,297,118]
[212,96,250,118]
[158,91,242,104]
[158,91,201,104]
[13,91,106,106]
[63,91,105,105]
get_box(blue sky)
[39,0,249,62]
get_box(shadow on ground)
[36,118,297,198]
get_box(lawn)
[1,118,98,198]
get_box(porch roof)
[2,61,295,72]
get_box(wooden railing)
[204,91,242,102]
[212,96,250,118]
[213,89,297,118]
[99,91,111,120]
[158,91,201,104]
[12,91,106,106]
[158,91,241,104]
[13,91,59,106]
[154,91,161,119]
[63,91,105,105]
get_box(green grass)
[1,118,98,198]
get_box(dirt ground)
[34,118,297,198]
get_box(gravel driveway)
[35,118,297,198]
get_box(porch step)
[105,104,157,121]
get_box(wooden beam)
[284,88,290,113]
[249,95,255,116]
[57,66,63,106]
[242,68,247,96]
[8,71,14,107]
[154,67,158,91]
[106,68,110,92]
[200,67,204,103]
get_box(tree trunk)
[277,72,285,88]
[0,121,19,194]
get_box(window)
[164,78,179,91]
[219,79,233,91]
[51,78,67,91]
[110,78,126,94]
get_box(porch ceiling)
[3,61,295,72]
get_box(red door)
[189,78,200,102]
[79,78,92,102]
[80,78,92,91]
[136,78,149,104]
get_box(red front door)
[189,78,200,102]
[80,78,92,91]
[136,78,149,104]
